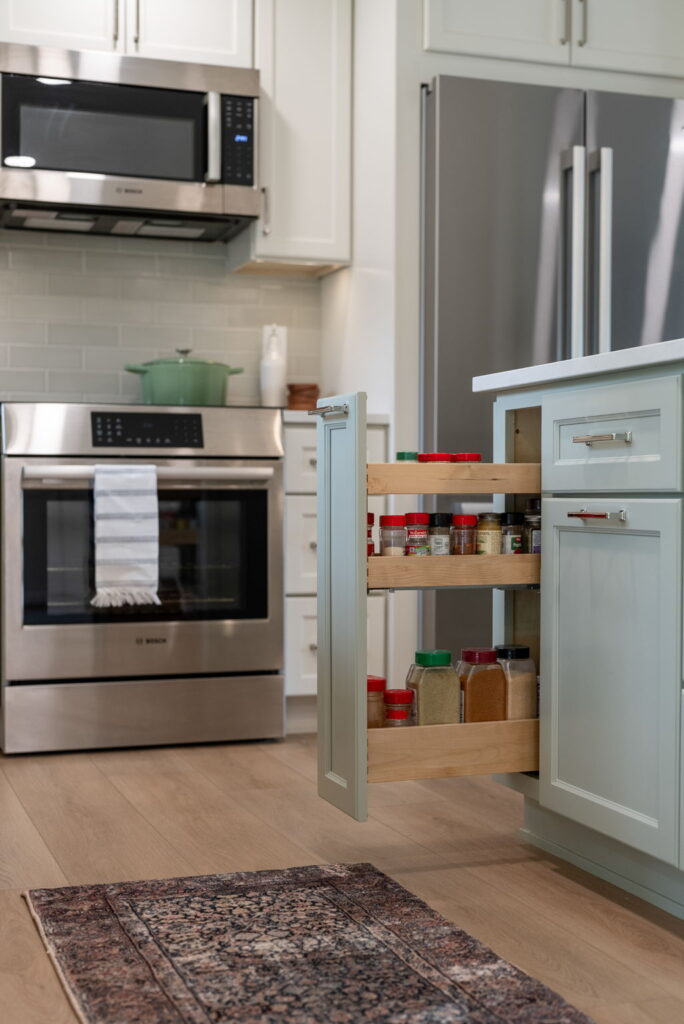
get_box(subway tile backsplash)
[0,230,322,404]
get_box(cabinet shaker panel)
[0,0,120,52]
[540,497,681,864]
[424,0,571,65]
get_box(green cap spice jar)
[406,650,461,726]
[396,451,419,461]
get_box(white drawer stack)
[283,412,389,697]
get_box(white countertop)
[472,337,684,393]
[283,410,390,425]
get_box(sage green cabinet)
[539,496,681,865]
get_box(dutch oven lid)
[138,348,239,369]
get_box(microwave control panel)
[222,95,254,186]
[91,412,204,448]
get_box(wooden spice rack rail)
[367,461,540,496]
[368,553,540,590]
[368,719,539,782]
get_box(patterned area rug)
[26,862,594,1023]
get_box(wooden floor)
[2,735,684,1024]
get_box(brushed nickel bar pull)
[567,509,627,522]
[133,0,141,46]
[113,0,119,43]
[559,0,571,43]
[308,404,349,417]
[577,0,587,46]
[205,92,221,183]
[572,431,632,446]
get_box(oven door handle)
[22,466,275,484]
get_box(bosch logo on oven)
[135,637,168,645]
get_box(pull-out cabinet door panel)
[542,376,682,493]
[540,497,681,864]
[316,392,368,821]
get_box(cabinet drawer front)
[284,426,319,494]
[285,495,317,594]
[286,594,386,697]
[542,376,682,492]
[285,597,318,696]
[540,497,681,864]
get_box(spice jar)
[523,507,541,554]
[407,650,460,725]
[396,451,418,461]
[367,675,386,729]
[501,513,524,554]
[405,512,430,555]
[384,688,414,727]
[476,513,502,555]
[452,514,477,555]
[457,648,506,722]
[428,513,452,555]
[495,645,538,720]
[418,452,454,463]
[367,513,376,556]
[380,515,406,556]
[453,453,482,462]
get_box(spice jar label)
[429,535,451,556]
[477,531,502,555]
[502,535,522,555]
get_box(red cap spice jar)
[380,514,406,556]
[453,453,482,462]
[384,688,414,727]
[367,512,375,556]
[418,452,454,463]
[457,648,506,722]
[405,512,430,556]
[367,675,386,729]
[452,514,477,555]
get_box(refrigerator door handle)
[563,145,587,360]
[597,147,613,353]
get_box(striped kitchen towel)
[91,464,162,608]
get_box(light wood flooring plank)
[581,997,684,1024]
[0,765,66,890]
[95,747,316,874]
[2,754,192,884]
[0,890,76,1024]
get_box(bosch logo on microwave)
[116,187,144,195]
[135,637,168,645]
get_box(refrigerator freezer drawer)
[542,375,682,493]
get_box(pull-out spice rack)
[316,394,541,822]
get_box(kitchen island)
[476,337,684,919]
[313,339,684,921]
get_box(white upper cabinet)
[570,0,684,78]
[0,0,253,66]
[126,0,253,67]
[248,0,351,265]
[424,0,571,65]
[0,0,122,52]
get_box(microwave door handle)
[22,466,274,484]
[205,91,221,183]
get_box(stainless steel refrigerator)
[422,75,684,653]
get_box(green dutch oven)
[125,349,243,406]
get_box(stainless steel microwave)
[0,43,259,242]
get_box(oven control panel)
[91,412,204,448]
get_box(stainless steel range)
[1,402,284,753]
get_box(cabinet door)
[127,0,253,66]
[424,0,571,65]
[253,0,351,262]
[315,392,367,820]
[571,0,684,77]
[0,0,121,51]
[540,497,681,864]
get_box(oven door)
[3,456,283,681]
[0,71,258,219]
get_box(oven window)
[23,489,268,624]
[2,75,205,181]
